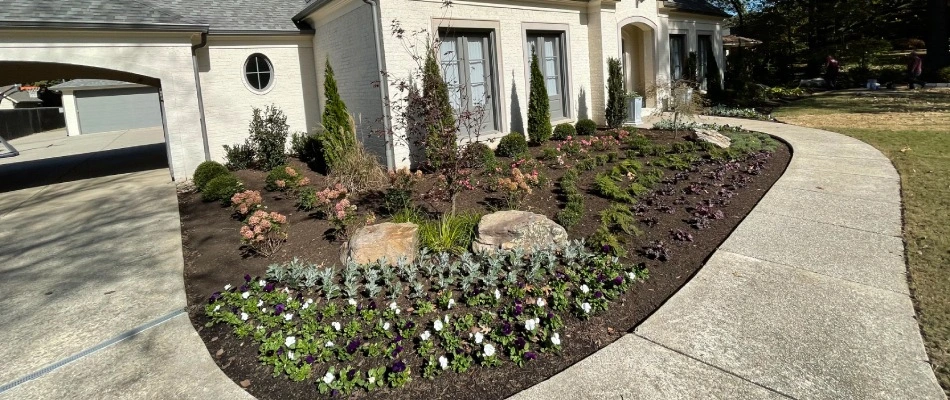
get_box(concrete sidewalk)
[0,130,249,399]
[513,117,946,399]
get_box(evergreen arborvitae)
[605,57,627,129]
[422,48,457,170]
[321,58,355,168]
[527,49,552,144]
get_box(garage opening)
[0,62,171,193]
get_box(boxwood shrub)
[202,174,243,204]
[575,119,597,136]
[495,133,527,158]
[193,161,229,191]
[553,123,576,140]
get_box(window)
[439,31,499,134]
[697,35,713,91]
[527,32,568,120]
[244,54,273,92]
[669,35,686,81]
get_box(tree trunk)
[926,0,949,72]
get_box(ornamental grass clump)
[205,240,648,395]
[239,210,288,257]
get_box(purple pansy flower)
[208,292,221,303]
[595,291,603,299]
[391,360,407,373]
[392,345,404,357]
[394,334,404,343]
[264,282,275,292]
[346,340,361,354]
[525,351,538,360]
[274,304,285,314]
[514,303,524,316]
[347,369,357,380]
[515,337,526,350]
[239,285,248,292]
[244,274,251,282]
[305,355,315,364]
[613,276,624,285]
[368,300,377,310]
[501,322,513,336]
[404,321,415,330]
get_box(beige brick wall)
[198,36,320,163]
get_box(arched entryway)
[619,17,658,110]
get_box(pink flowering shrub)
[315,183,359,239]
[496,167,540,209]
[265,165,310,194]
[230,190,263,217]
[239,210,288,257]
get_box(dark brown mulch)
[180,131,790,400]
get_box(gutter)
[0,20,209,32]
[191,32,212,161]
[361,0,396,171]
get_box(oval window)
[244,54,274,92]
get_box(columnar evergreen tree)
[422,47,457,170]
[321,58,355,169]
[527,49,552,144]
[605,57,627,129]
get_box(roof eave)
[0,20,209,33]
[663,2,731,18]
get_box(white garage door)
[75,87,162,134]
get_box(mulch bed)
[180,130,790,399]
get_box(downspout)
[191,32,212,161]
[362,0,395,171]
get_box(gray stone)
[472,210,568,255]
[341,222,419,265]
[511,335,786,400]
[690,128,731,148]
[636,251,945,400]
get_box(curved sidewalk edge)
[511,117,946,400]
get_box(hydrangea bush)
[205,241,648,396]
[240,210,289,257]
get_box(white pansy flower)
[282,287,290,294]
[261,308,268,314]
[258,279,266,287]
[323,372,334,384]
[257,300,264,307]
[285,336,296,347]
[283,313,293,321]
[257,325,264,330]
[444,315,450,323]
[240,312,249,321]
[420,330,431,341]
[242,292,250,299]
[288,351,295,360]
[325,341,334,348]
[368,376,376,384]
[224,284,232,291]
[536,298,546,307]
[301,302,310,310]
[581,302,592,314]
[383,322,391,331]
[525,318,539,331]
[483,343,496,357]
[494,289,501,300]
[438,355,449,370]
[395,308,401,315]
[332,321,341,331]
[628,272,637,281]
[551,332,561,346]
[433,320,444,332]
[474,332,484,344]
[447,299,455,309]
[213,305,221,312]
[348,298,357,306]
[389,302,398,310]
[580,284,590,294]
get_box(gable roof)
[664,0,731,17]
[0,0,308,33]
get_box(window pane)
[467,38,484,62]
[545,77,558,95]
[258,72,271,89]
[257,57,271,73]
[543,38,555,60]
[246,73,260,89]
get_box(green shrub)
[527,50,552,145]
[938,67,950,83]
[202,174,242,204]
[422,49,458,170]
[575,119,597,136]
[291,129,329,173]
[652,154,691,171]
[222,143,255,171]
[321,59,356,170]
[590,226,626,257]
[193,161,229,191]
[248,105,290,170]
[296,186,319,211]
[464,142,498,171]
[540,146,560,161]
[553,123,576,140]
[600,204,641,236]
[637,168,664,188]
[605,58,627,128]
[726,131,778,156]
[556,167,584,228]
[594,173,635,203]
[628,182,650,198]
[495,133,528,157]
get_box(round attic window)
[244,54,274,93]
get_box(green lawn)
[774,88,950,395]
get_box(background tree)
[527,49,552,144]
[321,58,355,169]
[605,57,627,129]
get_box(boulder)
[472,211,568,255]
[341,222,419,266]
[690,128,732,149]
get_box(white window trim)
[242,53,276,95]
[431,18,508,135]
[521,22,574,122]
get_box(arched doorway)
[619,18,658,110]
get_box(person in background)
[824,55,840,89]
[907,51,926,89]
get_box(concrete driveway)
[0,128,248,398]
